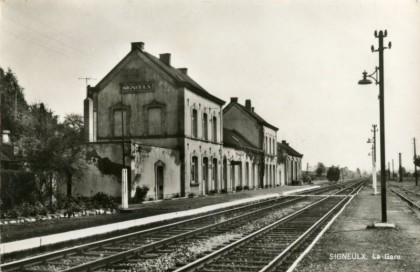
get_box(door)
[156,165,164,199]
[203,158,209,194]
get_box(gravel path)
[294,184,420,272]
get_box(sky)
[1,0,419,173]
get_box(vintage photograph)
[1,0,419,271]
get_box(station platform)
[295,184,420,272]
[1,185,319,255]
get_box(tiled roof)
[141,51,225,105]
[223,128,260,151]
[224,102,278,131]
[92,44,225,106]
[277,141,303,158]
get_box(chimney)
[230,97,238,103]
[178,68,188,75]
[245,99,251,110]
[131,42,144,51]
[159,53,171,66]
[2,130,11,144]
[251,107,254,112]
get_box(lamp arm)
[366,67,380,84]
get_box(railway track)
[1,180,363,272]
[388,185,420,211]
[172,179,366,272]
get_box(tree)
[327,165,341,182]
[316,162,326,176]
[356,168,361,178]
[20,103,61,204]
[0,67,29,140]
[56,114,88,196]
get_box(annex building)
[79,42,303,200]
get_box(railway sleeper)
[206,263,263,270]
[228,254,276,260]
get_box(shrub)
[235,185,243,191]
[264,185,268,188]
[220,189,227,194]
[132,186,150,204]
[243,185,249,190]
[172,193,180,198]
[188,192,195,198]
[208,189,217,195]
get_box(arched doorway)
[155,161,165,199]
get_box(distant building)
[277,140,303,185]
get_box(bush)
[235,185,243,191]
[220,189,227,194]
[243,186,249,190]
[208,189,217,195]
[172,193,180,198]
[188,192,195,198]
[131,186,150,204]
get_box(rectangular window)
[113,109,127,137]
[191,156,198,183]
[148,108,162,135]
[192,109,198,137]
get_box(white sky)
[1,0,419,173]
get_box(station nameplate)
[121,81,154,94]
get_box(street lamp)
[367,124,378,195]
[358,30,391,223]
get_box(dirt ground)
[295,181,420,272]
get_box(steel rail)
[2,184,340,272]
[1,181,361,272]
[261,180,366,272]
[173,179,366,272]
[1,195,289,271]
[388,187,420,211]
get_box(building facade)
[223,98,279,188]
[277,140,303,185]
[80,41,303,200]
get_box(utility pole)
[120,90,128,209]
[399,153,403,182]
[392,159,395,180]
[388,162,391,180]
[371,124,378,194]
[414,138,418,186]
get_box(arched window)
[212,116,217,142]
[202,113,208,140]
[192,109,198,137]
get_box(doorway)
[156,161,164,199]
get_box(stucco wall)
[95,53,182,148]
[131,143,181,200]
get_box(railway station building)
[79,41,303,200]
